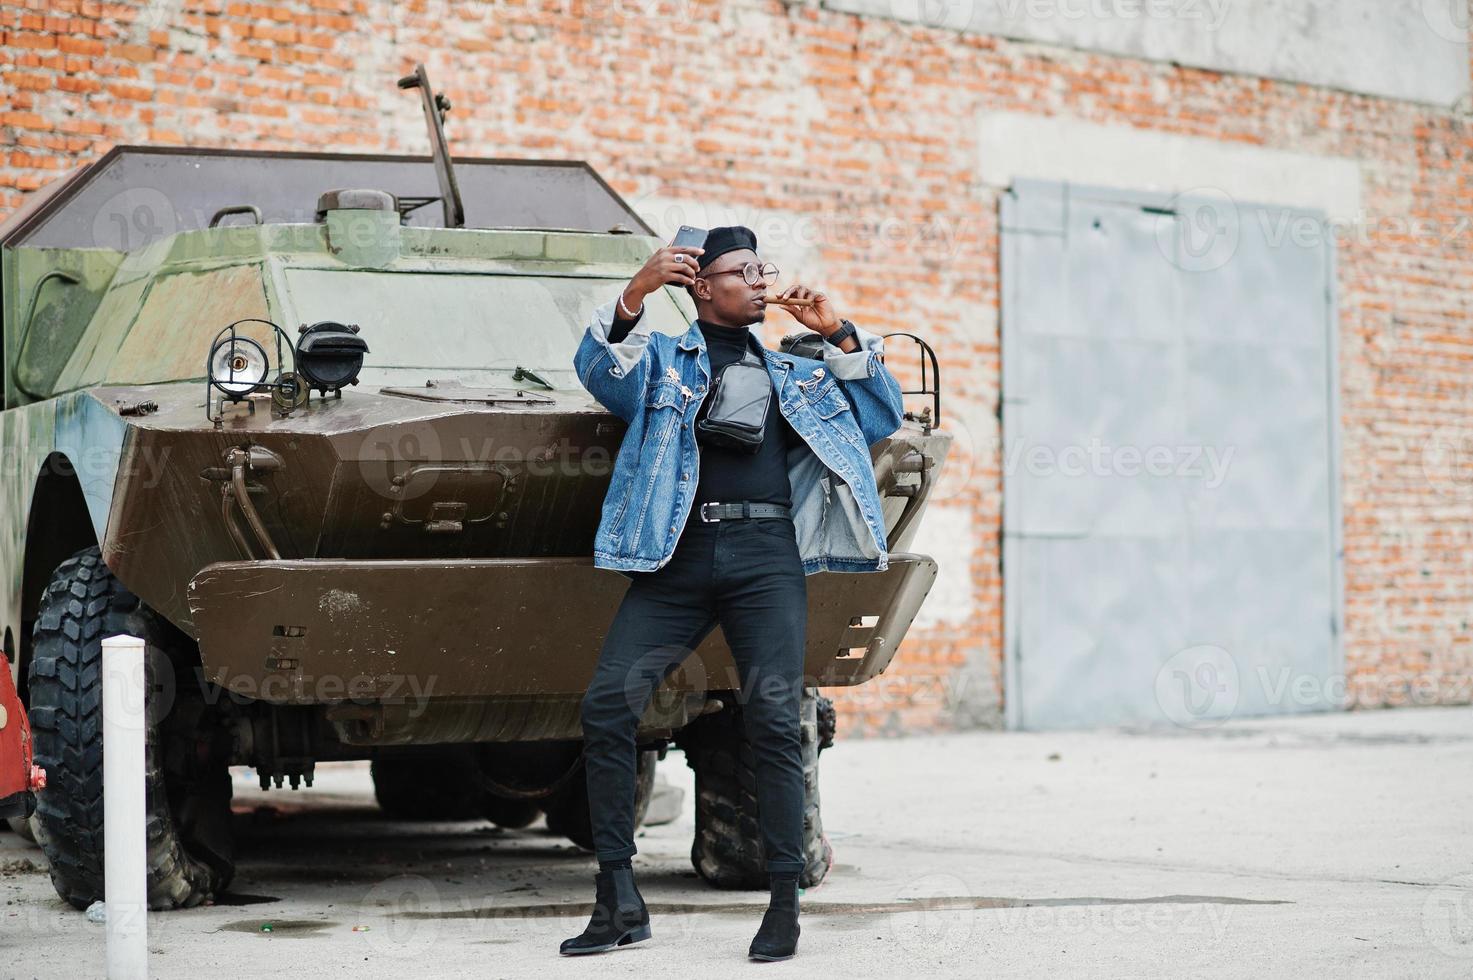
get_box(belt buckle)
[700,501,722,523]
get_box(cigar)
[764,294,816,308]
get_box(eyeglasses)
[697,261,779,287]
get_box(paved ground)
[3,705,1472,979]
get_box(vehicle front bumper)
[186,555,937,705]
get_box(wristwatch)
[827,319,858,348]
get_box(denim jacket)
[573,296,906,576]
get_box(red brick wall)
[3,0,1471,735]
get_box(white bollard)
[102,634,148,980]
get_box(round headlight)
[209,337,269,396]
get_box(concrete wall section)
[825,0,1470,106]
[977,111,1364,221]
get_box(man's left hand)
[775,285,842,336]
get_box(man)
[563,226,905,961]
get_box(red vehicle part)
[0,651,43,820]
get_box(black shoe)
[748,875,801,961]
[559,867,652,955]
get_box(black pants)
[579,515,809,873]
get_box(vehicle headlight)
[206,318,303,425]
[208,336,269,396]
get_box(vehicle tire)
[816,691,837,750]
[29,547,235,910]
[541,749,658,851]
[371,749,483,821]
[681,687,834,890]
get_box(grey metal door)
[1001,180,1343,730]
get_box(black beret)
[695,225,758,271]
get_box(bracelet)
[618,290,643,320]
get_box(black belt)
[697,501,793,523]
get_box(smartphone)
[671,225,706,249]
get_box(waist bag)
[696,348,771,453]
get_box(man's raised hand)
[622,246,705,316]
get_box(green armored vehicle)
[1,70,950,909]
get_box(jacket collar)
[677,321,705,351]
[676,320,791,370]
[676,319,755,351]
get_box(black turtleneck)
[689,320,799,513]
[606,309,799,514]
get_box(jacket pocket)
[642,380,690,448]
[645,379,686,410]
[801,378,850,420]
[807,382,868,457]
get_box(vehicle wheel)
[680,687,834,890]
[371,749,483,820]
[815,691,837,750]
[541,749,658,851]
[29,547,235,910]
